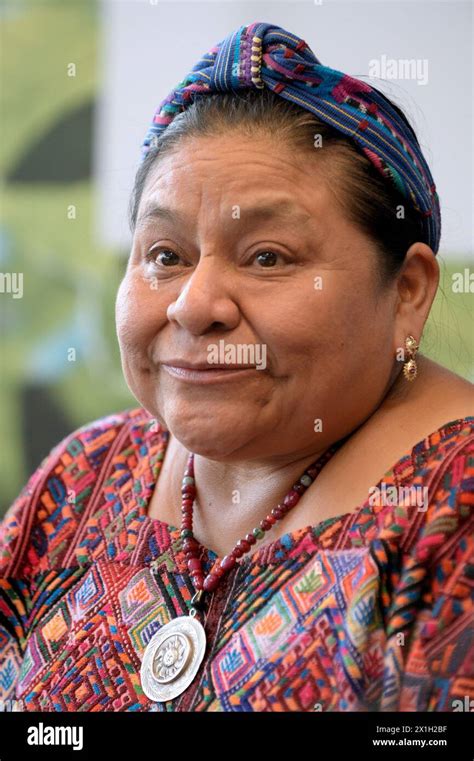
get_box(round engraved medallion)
[140,615,206,702]
[152,632,191,683]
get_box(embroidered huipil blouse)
[0,408,473,712]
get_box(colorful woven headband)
[142,21,441,253]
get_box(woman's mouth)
[161,363,260,384]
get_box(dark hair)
[128,88,426,284]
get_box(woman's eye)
[144,247,289,270]
[147,248,181,267]
[253,251,285,267]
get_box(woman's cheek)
[116,276,145,354]
[116,268,149,326]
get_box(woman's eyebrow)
[136,199,312,229]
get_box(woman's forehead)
[143,132,323,184]
[136,196,315,231]
[138,145,331,228]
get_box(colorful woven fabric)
[141,21,441,253]
[0,409,473,712]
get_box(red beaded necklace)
[182,451,319,597]
[140,441,344,703]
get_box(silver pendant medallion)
[140,613,207,702]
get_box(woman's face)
[116,133,401,460]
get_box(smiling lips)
[161,360,259,384]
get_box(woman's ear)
[394,242,440,344]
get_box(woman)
[0,22,473,713]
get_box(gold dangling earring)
[403,335,419,381]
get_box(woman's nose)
[166,256,240,335]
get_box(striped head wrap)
[141,21,441,253]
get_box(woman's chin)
[165,418,254,460]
